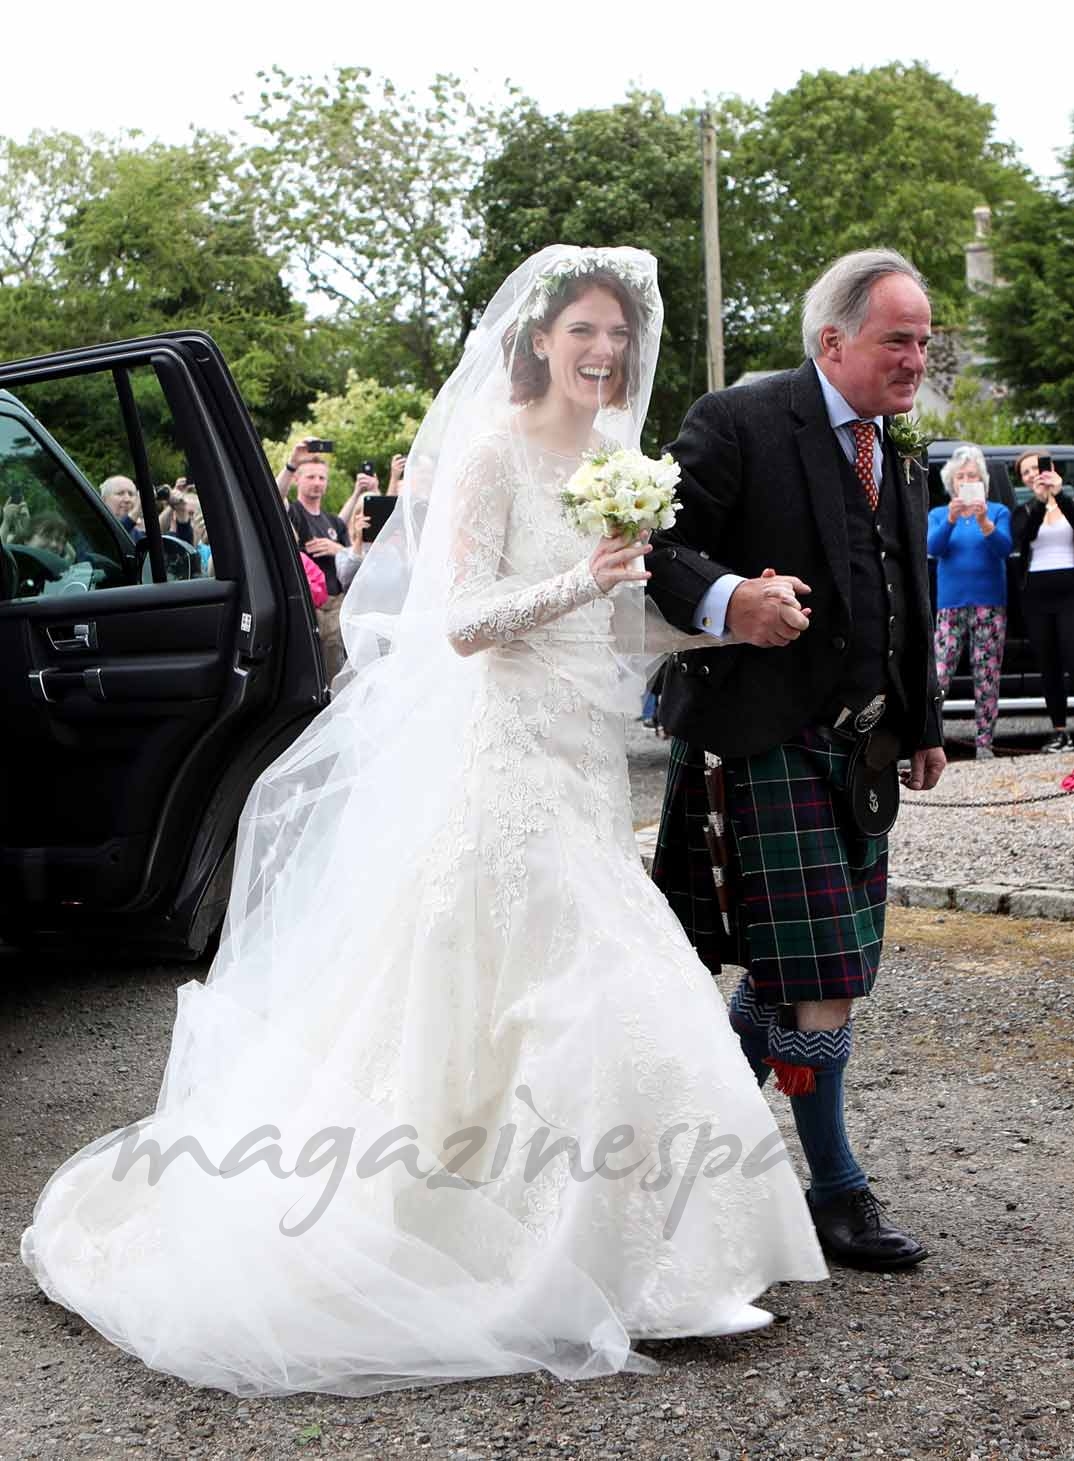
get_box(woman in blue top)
[927,443,1013,758]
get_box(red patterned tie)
[850,419,879,512]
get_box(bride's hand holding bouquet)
[561,446,681,594]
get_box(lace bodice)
[444,431,720,659]
[446,434,612,655]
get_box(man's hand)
[901,746,946,791]
[725,567,811,646]
[305,536,343,557]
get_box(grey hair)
[100,474,136,499]
[940,444,989,497]
[802,249,928,359]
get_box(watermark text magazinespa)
[111,1085,793,1239]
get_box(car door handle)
[47,621,98,652]
[29,667,83,702]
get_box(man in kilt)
[648,250,946,1271]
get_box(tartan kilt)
[653,727,888,1004]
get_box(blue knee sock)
[727,975,773,1087]
[789,1062,868,1205]
[738,1029,772,1087]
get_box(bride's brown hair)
[502,268,645,409]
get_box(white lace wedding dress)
[22,437,826,1397]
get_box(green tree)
[0,130,114,285]
[54,134,326,437]
[472,91,765,449]
[732,62,1034,362]
[916,374,1039,445]
[974,140,1074,438]
[247,69,523,389]
[0,131,340,478]
[265,373,431,514]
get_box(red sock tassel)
[764,1058,817,1096]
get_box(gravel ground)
[2,913,1072,1460]
[1,725,1072,1461]
[626,718,1074,892]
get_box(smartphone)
[363,494,396,542]
[958,481,986,505]
[1037,454,1053,475]
[306,439,334,455]
[360,460,376,476]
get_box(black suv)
[925,440,1074,716]
[0,335,329,960]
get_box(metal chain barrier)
[902,789,1071,809]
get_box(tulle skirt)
[22,644,826,1396]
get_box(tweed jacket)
[647,361,943,758]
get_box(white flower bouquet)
[561,448,682,542]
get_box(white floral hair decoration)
[518,249,658,327]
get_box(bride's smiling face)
[532,287,631,413]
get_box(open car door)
[0,332,327,958]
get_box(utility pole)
[700,111,725,392]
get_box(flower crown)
[518,250,657,326]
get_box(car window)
[0,365,215,602]
[0,411,129,599]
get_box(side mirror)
[137,534,201,584]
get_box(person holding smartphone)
[276,438,334,502]
[339,454,407,549]
[1012,450,1074,752]
[338,459,379,535]
[927,443,1013,758]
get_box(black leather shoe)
[1041,731,1071,753]
[808,1187,928,1271]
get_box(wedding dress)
[22,248,826,1398]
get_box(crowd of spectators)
[96,473,212,576]
[275,440,405,680]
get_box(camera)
[1037,454,1053,475]
[360,460,376,477]
[155,485,172,502]
[306,439,334,455]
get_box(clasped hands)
[726,567,811,647]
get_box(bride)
[22,246,826,1397]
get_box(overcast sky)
[5,0,1069,181]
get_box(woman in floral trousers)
[927,444,1013,758]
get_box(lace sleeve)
[446,442,603,656]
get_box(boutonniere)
[887,415,933,484]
